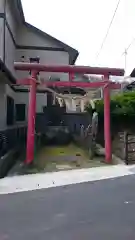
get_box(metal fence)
[116,132,135,165]
[0,125,27,158]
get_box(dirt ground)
[9,144,109,175]
[34,144,106,172]
[9,142,122,176]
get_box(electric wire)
[95,0,121,62]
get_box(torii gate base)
[14,63,124,164]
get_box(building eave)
[130,68,135,78]
[15,0,25,23]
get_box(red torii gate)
[14,62,124,164]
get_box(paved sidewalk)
[0,164,135,194]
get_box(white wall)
[0,0,4,13]
[110,89,121,96]
[16,25,69,81]
[15,92,47,114]
[0,84,16,130]
[4,0,70,82]
[5,0,18,77]
[5,0,18,39]
[5,25,16,76]
[3,0,70,81]
[0,0,4,60]
[36,93,47,113]
[6,84,15,99]
[0,0,73,129]
[16,25,62,48]
[1,85,48,127]
[14,91,47,120]
[0,84,17,130]
[5,85,28,124]
[0,18,4,60]
[15,92,29,121]
[0,84,6,130]
[15,48,69,82]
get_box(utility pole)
[123,48,127,76]
[122,39,135,77]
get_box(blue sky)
[22,0,135,76]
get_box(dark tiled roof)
[130,68,135,78]
[122,68,135,91]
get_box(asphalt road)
[0,175,135,240]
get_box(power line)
[95,0,121,62]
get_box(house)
[0,0,79,131]
[122,69,135,91]
[0,0,82,172]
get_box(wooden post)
[123,131,128,165]
[103,77,111,163]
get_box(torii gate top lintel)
[14,62,124,76]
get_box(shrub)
[86,91,135,125]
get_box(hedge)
[86,91,135,124]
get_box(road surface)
[0,174,135,239]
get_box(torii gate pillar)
[26,73,37,164]
[103,76,111,163]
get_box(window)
[6,96,14,126]
[15,104,26,122]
